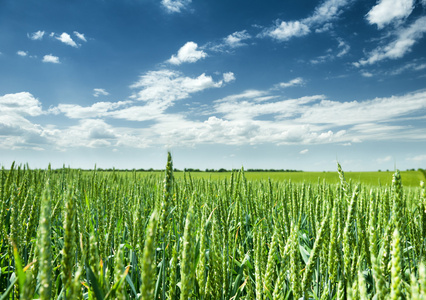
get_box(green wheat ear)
[37,181,52,300]
[140,209,159,300]
[390,228,403,300]
[180,203,196,300]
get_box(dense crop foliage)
[1,154,426,299]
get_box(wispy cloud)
[336,38,350,57]
[168,42,207,65]
[224,30,251,48]
[303,0,352,26]
[356,16,426,66]
[73,31,87,42]
[278,77,305,88]
[130,69,223,104]
[93,88,109,97]
[408,154,426,162]
[52,101,130,119]
[42,54,60,64]
[366,0,415,29]
[161,0,191,13]
[56,32,78,47]
[28,30,45,40]
[311,38,350,64]
[388,61,426,75]
[260,0,352,41]
[208,30,252,52]
[300,149,309,154]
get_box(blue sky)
[1,0,426,171]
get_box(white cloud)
[224,30,251,48]
[366,0,415,29]
[261,0,353,41]
[0,92,44,117]
[42,54,60,64]
[357,16,426,66]
[56,32,78,47]
[311,39,350,64]
[263,21,310,41]
[300,149,309,154]
[361,71,373,77]
[168,42,207,65]
[214,89,270,103]
[130,69,223,103]
[389,61,426,75]
[278,77,305,88]
[55,119,116,148]
[336,39,350,57]
[408,154,426,162]
[223,72,236,83]
[315,23,333,33]
[161,0,191,13]
[93,88,110,97]
[303,0,352,26]
[53,101,130,119]
[17,51,28,57]
[295,90,426,126]
[0,92,51,150]
[73,31,87,42]
[28,30,45,40]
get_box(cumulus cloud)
[356,16,426,66]
[0,92,44,117]
[168,42,207,65]
[73,31,87,42]
[93,88,110,97]
[56,119,116,148]
[56,32,78,47]
[263,21,310,41]
[42,54,60,64]
[223,72,236,83]
[0,92,52,150]
[161,0,191,13]
[366,0,415,29]
[17,51,28,57]
[28,30,45,40]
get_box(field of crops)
[172,170,425,187]
[1,153,426,299]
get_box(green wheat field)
[1,154,426,299]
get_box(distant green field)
[173,170,425,187]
